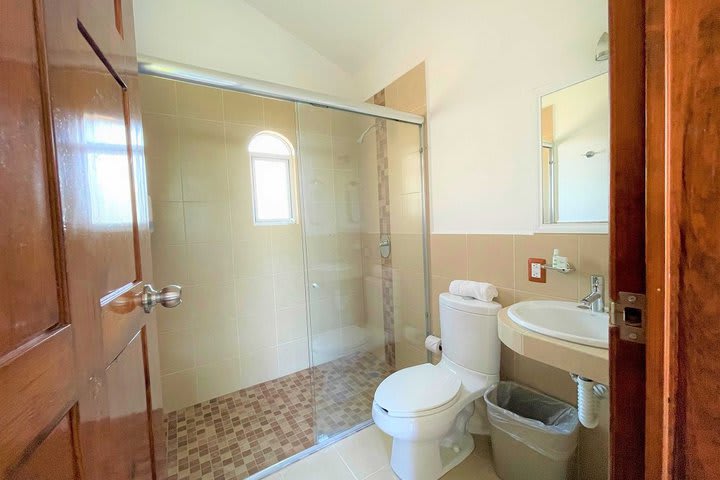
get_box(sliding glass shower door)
[296,104,428,442]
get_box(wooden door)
[0,0,165,478]
[611,0,720,478]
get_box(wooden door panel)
[0,0,80,478]
[11,413,77,480]
[0,0,62,357]
[0,326,77,476]
[104,330,155,480]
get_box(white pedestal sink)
[507,301,609,349]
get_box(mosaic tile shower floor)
[165,351,394,479]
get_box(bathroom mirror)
[539,73,609,230]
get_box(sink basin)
[507,301,609,349]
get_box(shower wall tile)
[152,244,188,286]
[143,113,182,202]
[222,90,263,126]
[186,242,233,284]
[158,330,195,375]
[183,201,231,243]
[176,82,223,121]
[139,76,176,115]
[150,201,185,245]
[196,357,242,403]
[276,305,309,344]
[141,77,311,412]
[263,98,296,131]
[237,313,277,352]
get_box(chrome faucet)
[580,275,604,312]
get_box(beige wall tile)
[306,233,339,268]
[273,271,307,308]
[307,267,339,302]
[263,98,296,131]
[277,338,310,376]
[158,330,195,374]
[183,283,237,329]
[495,287,516,307]
[152,244,188,286]
[194,324,238,366]
[151,201,185,245]
[467,234,514,289]
[332,136,361,170]
[577,234,610,303]
[308,298,341,334]
[276,305,308,344]
[513,234,578,300]
[304,168,335,204]
[430,234,468,280]
[178,118,228,201]
[339,294,364,327]
[239,346,279,388]
[176,82,223,121]
[233,238,273,277]
[222,90,263,126]
[297,104,332,135]
[161,370,197,412]
[235,275,275,318]
[430,275,453,335]
[186,243,233,284]
[196,357,241,403]
[238,313,277,351]
[299,133,333,170]
[270,225,304,273]
[183,202,231,244]
[143,113,182,202]
[139,76,176,115]
[511,354,577,405]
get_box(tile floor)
[165,352,394,479]
[268,425,500,480]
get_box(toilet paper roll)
[425,335,442,354]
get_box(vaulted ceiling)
[244,0,425,73]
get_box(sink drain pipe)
[570,373,608,429]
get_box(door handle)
[140,284,182,313]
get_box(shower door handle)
[139,284,183,313]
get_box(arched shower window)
[248,132,296,225]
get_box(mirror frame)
[534,71,609,234]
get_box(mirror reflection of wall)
[541,72,609,224]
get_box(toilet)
[372,293,501,480]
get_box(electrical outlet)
[528,257,547,283]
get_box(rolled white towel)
[449,280,498,302]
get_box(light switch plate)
[528,257,547,283]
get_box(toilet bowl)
[372,293,501,480]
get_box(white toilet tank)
[439,293,501,375]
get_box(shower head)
[595,32,609,61]
[356,124,377,144]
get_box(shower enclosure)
[138,60,428,479]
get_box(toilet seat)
[375,364,461,418]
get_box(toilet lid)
[375,364,461,416]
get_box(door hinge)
[611,292,646,344]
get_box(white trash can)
[484,382,579,480]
